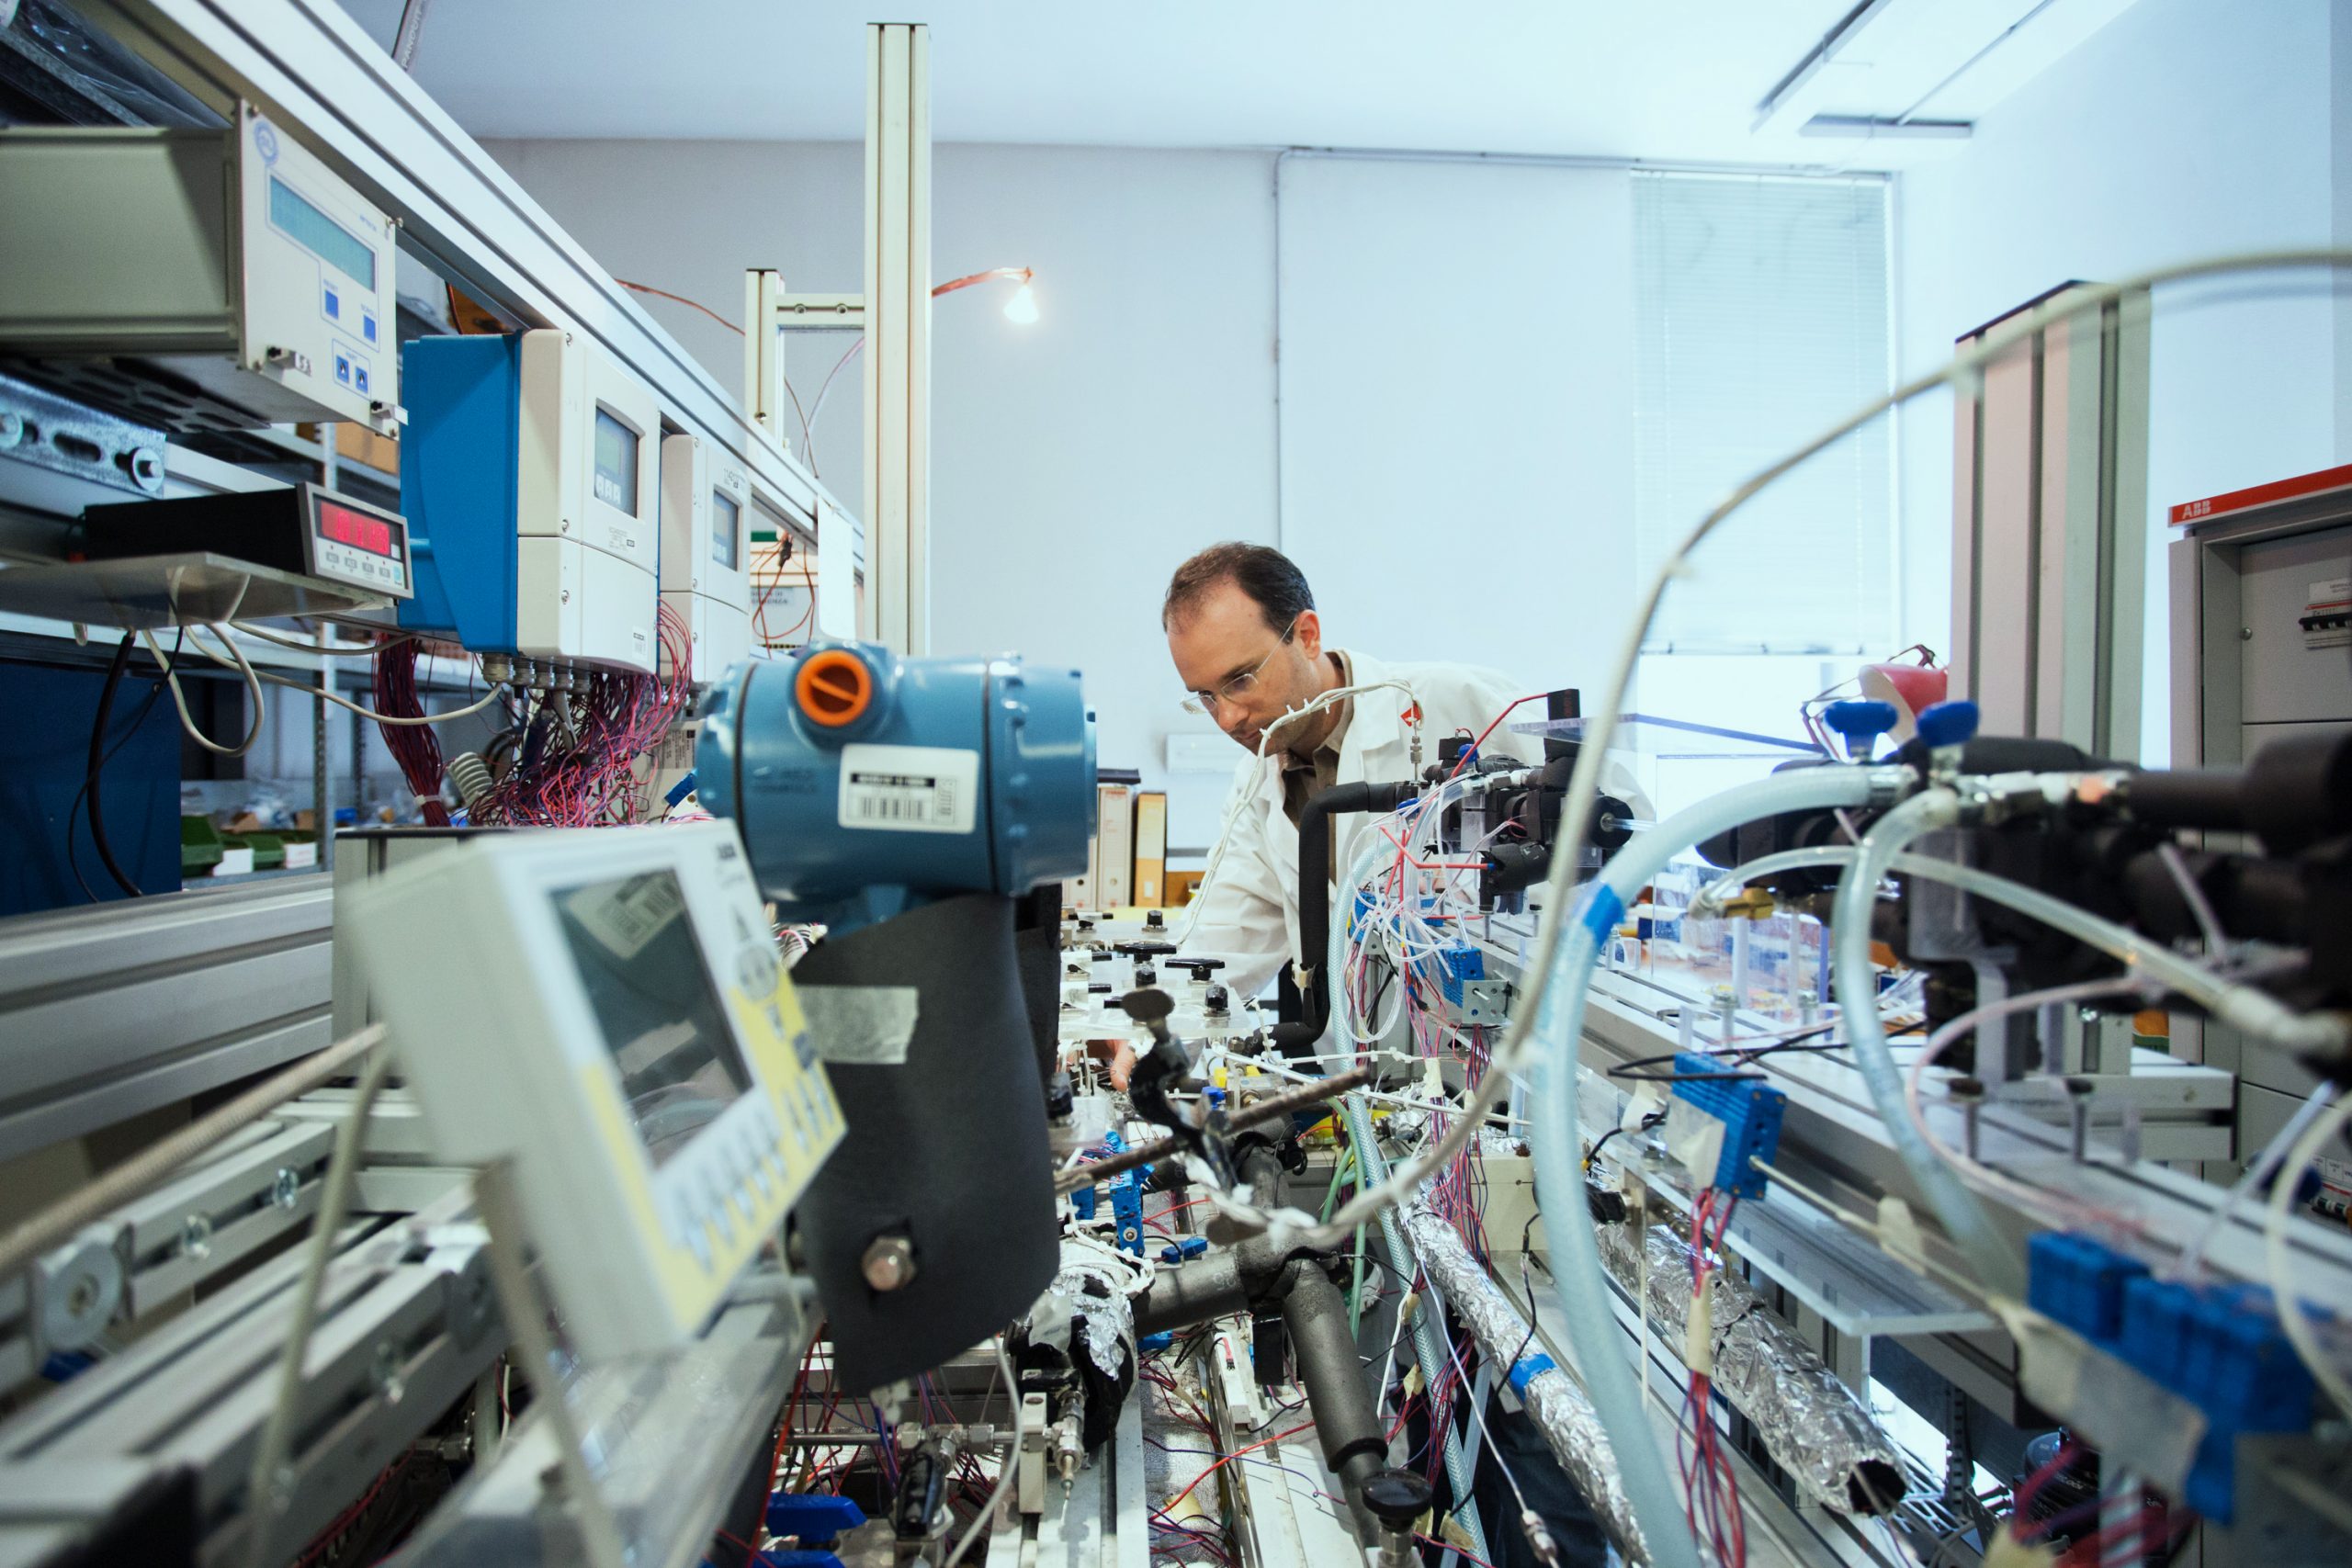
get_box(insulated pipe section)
[1295,779,1420,1035]
[1403,1205,1651,1567]
[1281,1263,1388,1542]
[1343,1097,1492,1568]
[1593,1221,1906,1516]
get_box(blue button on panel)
[355,364,369,393]
[323,285,339,320]
[334,355,351,385]
[363,311,378,344]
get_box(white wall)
[480,139,1279,812]
[1274,154,1638,694]
[1896,0,2346,765]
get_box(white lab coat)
[1173,647,1636,1004]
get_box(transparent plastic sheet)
[1594,1220,1907,1516]
[1403,1206,1652,1568]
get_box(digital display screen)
[593,408,639,515]
[268,175,377,290]
[711,490,741,571]
[554,870,751,1168]
[317,501,399,558]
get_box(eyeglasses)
[1182,616,1298,715]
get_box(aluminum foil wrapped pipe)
[1345,1100,1492,1568]
[1403,1205,1652,1568]
[1594,1220,1907,1516]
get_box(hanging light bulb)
[1001,282,1040,324]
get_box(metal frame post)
[864,22,931,656]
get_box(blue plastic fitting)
[1159,1235,1208,1264]
[1823,698,1900,760]
[764,1493,867,1543]
[1137,1331,1174,1353]
[1914,699,1981,752]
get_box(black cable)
[85,633,146,897]
[1585,1110,1668,1172]
[67,629,181,902]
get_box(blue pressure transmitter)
[696,642,1096,931]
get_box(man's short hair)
[1162,542,1315,634]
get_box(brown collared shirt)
[1280,652,1353,877]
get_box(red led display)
[318,501,395,558]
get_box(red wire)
[1446,693,1546,780]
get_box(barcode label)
[837,743,979,835]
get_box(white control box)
[514,328,661,672]
[658,431,753,682]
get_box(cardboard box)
[1095,782,1135,908]
[1132,791,1168,907]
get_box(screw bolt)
[182,1213,213,1260]
[861,1234,917,1292]
[272,1168,300,1210]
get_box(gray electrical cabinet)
[2167,464,2352,1179]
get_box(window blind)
[1632,172,1895,652]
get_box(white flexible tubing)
[1834,791,2026,1298]
[2176,1082,2336,1280]
[1526,764,1892,1568]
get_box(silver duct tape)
[1404,1207,1651,1568]
[1595,1220,1908,1516]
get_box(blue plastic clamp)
[1159,1235,1208,1264]
[1914,699,1981,751]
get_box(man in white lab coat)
[1163,542,1582,1009]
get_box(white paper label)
[837,744,979,835]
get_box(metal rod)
[0,1024,386,1280]
[1051,1062,1374,1195]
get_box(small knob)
[1360,1467,1433,1531]
[1144,909,1166,930]
[1915,699,1980,751]
[1823,699,1899,760]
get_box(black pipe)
[1297,779,1419,1038]
[1134,1253,1249,1337]
[1281,1261,1386,1540]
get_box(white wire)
[1900,976,2161,1224]
[2154,840,2227,956]
[227,619,407,657]
[2174,1082,2338,1280]
[2261,1091,2352,1420]
[944,1337,1022,1568]
[141,628,266,756]
[185,625,505,726]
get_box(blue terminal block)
[1160,1235,1208,1265]
[1669,1054,1786,1200]
[764,1494,866,1545]
[2028,1231,2329,1524]
[2026,1231,2147,1345]
[1435,944,1485,1006]
[697,642,1096,932]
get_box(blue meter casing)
[696,641,1095,931]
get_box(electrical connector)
[2026,1230,2332,1524]
[1668,1054,1786,1199]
